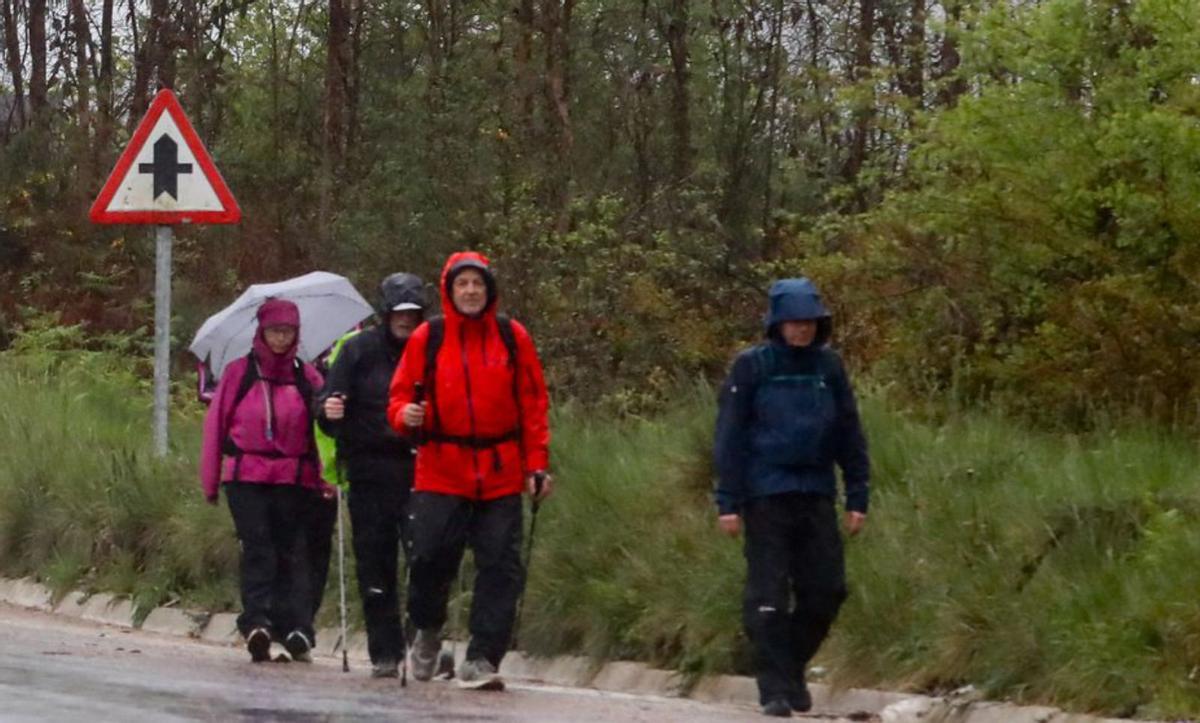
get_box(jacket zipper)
[261,366,275,441]
[460,324,483,499]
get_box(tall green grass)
[524,391,1200,718]
[0,351,239,617]
[4,349,1200,718]
[827,398,1200,718]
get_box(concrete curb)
[0,577,1153,722]
[878,696,1136,723]
[141,607,207,638]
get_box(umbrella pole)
[153,225,173,457]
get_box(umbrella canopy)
[189,271,374,378]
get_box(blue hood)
[765,278,832,345]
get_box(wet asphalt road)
[0,602,851,722]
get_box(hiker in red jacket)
[387,251,551,690]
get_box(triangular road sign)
[90,88,241,225]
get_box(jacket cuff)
[715,493,741,516]
[845,487,869,514]
[525,450,549,473]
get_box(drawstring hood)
[764,278,833,347]
[252,298,301,381]
[252,298,301,442]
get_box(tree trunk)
[320,0,351,244]
[513,0,535,135]
[904,0,926,107]
[29,0,47,122]
[424,0,446,110]
[69,0,93,196]
[346,0,365,171]
[97,0,114,152]
[662,0,691,186]
[131,0,171,124]
[70,0,91,127]
[843,0,877,186]
[761,0,784,233]
[1,0,25,133]
[540,0,574,224]
[935,0,967,106]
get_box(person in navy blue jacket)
[713,277,870,718]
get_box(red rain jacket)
[387,251,550,500]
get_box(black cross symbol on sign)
[138,134,193,201]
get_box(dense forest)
[1,0,1198,422]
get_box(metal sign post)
[90,89,241,457]
[153,225,173,456]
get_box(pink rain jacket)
[199,300,328,501]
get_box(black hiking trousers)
[742,492,848,705]
[346,454,415,665]
[406,491,524,668]
[225,482,316,643]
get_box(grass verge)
[2,350,1199,718]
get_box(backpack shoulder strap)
[290,357,309,403]
[750,344,777,383]
[423,316,446,435]
[293,359,319,471]
[496,314,526,459]
[424,316,446,382]
[225,353,260,430]
[293,358,314,409]
[495,314,519,368]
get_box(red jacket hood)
[440,251,498,323]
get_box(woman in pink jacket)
[200,298,328,663]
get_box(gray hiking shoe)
[371,660,399,679]
[456,657,504,691]
[409,629,441,682]
[435,649,456,680]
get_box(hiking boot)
[246,627,271,663]
[762,698,792,717]
[456,657,504,691]
[789,683,812,712]
[409,629,441,682]
[284,630,313,663]
[371,660,399,679]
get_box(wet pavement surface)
[0,602,851,722]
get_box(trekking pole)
[397,381,425,686]
[336,485,350,673]
[332,393,350,673]
[449,559,466,675]
[399,540,411,687]
[511,471,546,650]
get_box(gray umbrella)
[189,271,374,378]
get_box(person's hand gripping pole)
[403,382,427,443]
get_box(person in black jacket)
[713,278,870,718]
[316,272,431,678]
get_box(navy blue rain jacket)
[713,278,870,515]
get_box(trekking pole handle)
[324,392,348,420]
[410,382,426,444]
[531,470,547,511]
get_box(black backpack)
[221,352,317,481]
[420,314,522,449]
